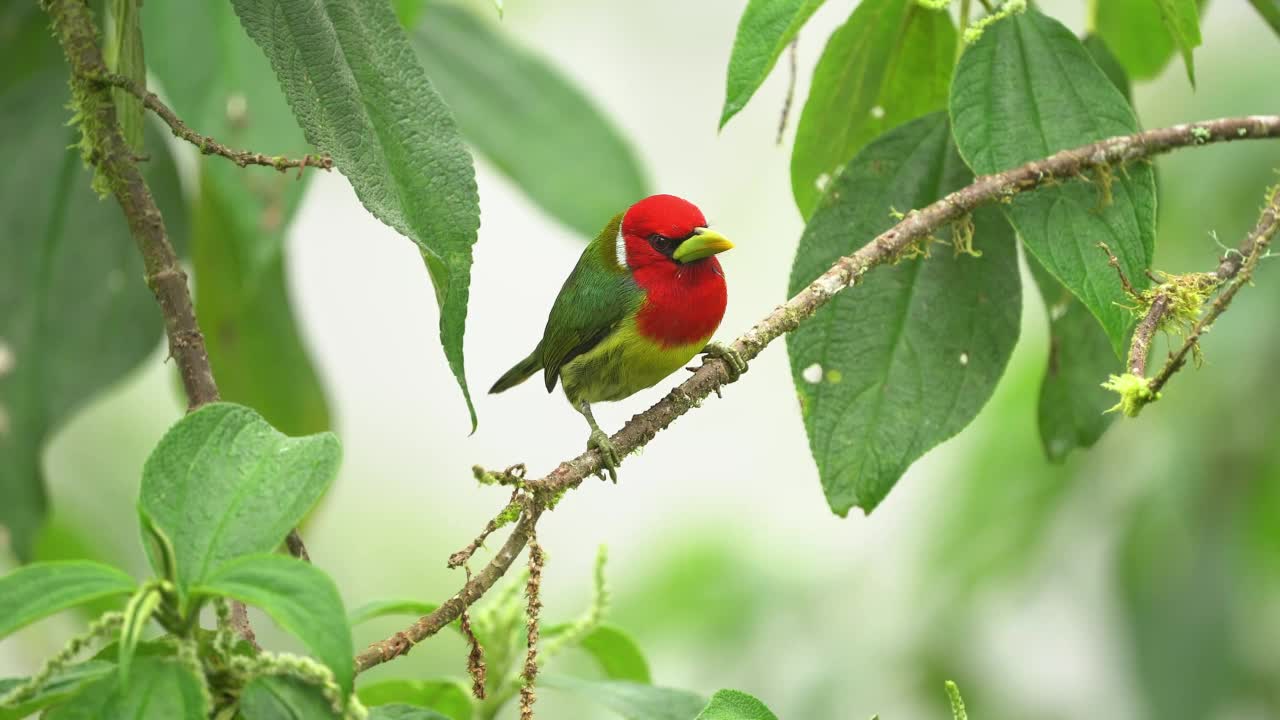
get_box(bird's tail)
[489,350,542,394]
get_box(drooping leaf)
[557,624,651,684]
[790,0,955,218]
[1029,256,1119,462]
[695,689,780,720]
[1095,0,1205,81]
[719,0,826,128]
[950,7,1156,356]
[411,4,648,238]
[229,0,481,428]
[240,676,341,720]
[1250,0,1280,37]
[356,679,472,720]
[348,599,440,627]
[541,676,706,720]
[137,403,340,596]
[42,657,206,720]
[195,553,353,696]
[0,561,134,639]
[0,5,188,560]
[1150,0,1202,85]
[368,706,453,720]
[787,113,1021,515]
[0,661,114,720]
[143,0,331,436]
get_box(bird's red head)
[617,194,734,270]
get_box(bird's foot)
[700,341,748,381]
[588,429,620,483]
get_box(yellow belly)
[560,317,709,404]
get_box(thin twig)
[1127,294,1169,375]
[87,71,333,173]
[350,115,1280,674]
[449,488,522,569]
[776,38,798,146]
[1149,186,1280,394]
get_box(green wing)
[539,214,641,392]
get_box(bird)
[489,194,746,481]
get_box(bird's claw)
[701,341,748,381]
[588,429,620,483]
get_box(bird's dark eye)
[648,233,675,255]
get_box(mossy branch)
[353,115,1280,675]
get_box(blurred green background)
[3,1,1280,718]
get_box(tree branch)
[88,71,333,173]
[41,0,312,642]
[352,115,1280,674]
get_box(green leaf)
[411,4,648,238]
[787,113,1021,515]
[348,599,440,627]
[1095,0,1205,80]
[950,7,1156,356]
[105,0,145,153]
[695,689,779,720]
[0,561,134,639]
[357,679,472,720]
[240,676,341,720]
[719,0,825,129]
[1029,256,1119,462]
[42,657,206,720]
[790,0,955,218]
[541,676,706,720]
[138,403,340,595]
[1082,34,1132,101]
[0,661,113,720]
[571,624,651,684]
[117,585,163,684]
[1150,0,1201,85]
[229,0,481,428]
[1250,0,1280,37]
[143,0,332,436]
[195,554,353,696]
[368,706,453,720]
[0,5,189,560]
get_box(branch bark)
[352,114,1280,674]
[41,0,312,641]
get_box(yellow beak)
[673,227,734,264]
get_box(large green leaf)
[42,657,206,720]
[543,623,650,683]
[143,0,331,437]
[137,403,340,596]
[411,4,647,238]
[368,706,453,720]
[695,690,779,720]
[195,554,353,696]
[1251,0,1280,37]
[790,0,954,218]
[718,0,826,129]
[240,676,341,720]
[787,113,1020,515]
[0,561,133,639]
[541,676,706,720]
[1030,256,1119,462]
[0,5,188,560]
[230,0,481,428]
[950,7,1156,356]
[1095,0,1205,81]
[1150,0,1201,85]
[0,661,114,720]
[357,679,472,720]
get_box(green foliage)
[357,679,472,719]
[0,662,113,720]
[348,599,441,627]
[143,0,332,437]
[1149,0,1202,85]
[229,0,482,428]
[367,706,454,720]
[0,4,189,560]
[571,625,651,683]
[42,657,206,720]
[239,675,343,719]
[410,4,649,238]
[1251,0,1280,36]
[719,0,825,129]
[540,676,706,720]
[1082,34,1133,101]
[944,681,967,720]
[1095,0,1206,81]
[137,403,340,599]
[950,7,1156,356]
[0,561,134,639]
[194,553,354,696]
[105,0,145,153]
[790,0,955,218]
[787,113,1020,515]
[694,689,779,720]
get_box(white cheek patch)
[615,225,628,269]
